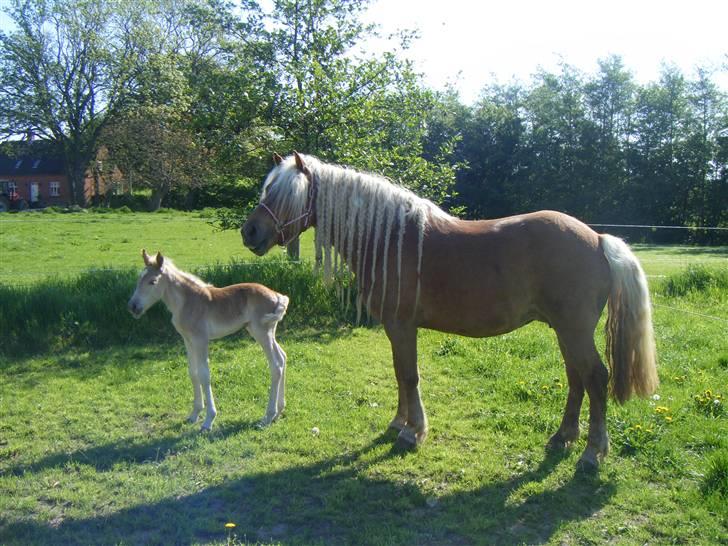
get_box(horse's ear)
[293,151,310,175]
[272,153,283,166]
[142,249,152,266]
[155,251,164,269]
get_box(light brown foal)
[128,250,289,430]
[242,153,657,470]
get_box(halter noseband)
[259,174,316,246]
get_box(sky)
[1,0,726,105]
[362,0,728,103]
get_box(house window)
[32,160,41,169]
[8,181,17,194]
[49,181,60,197]
[14,160,22,169]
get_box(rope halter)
[259,173,316,247]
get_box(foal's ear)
[293,151,310,175]
[142,248,153,266]
[272,152,283,166]
[155,251,164,269]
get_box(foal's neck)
[160,267,203,318]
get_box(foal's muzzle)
[127,300,143,319]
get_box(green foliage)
[702,451,728,499]
[0,258,350,358]
[693,389,725,418]
[658,264,728,297]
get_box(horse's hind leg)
[555,328,609,470]
[547,337,585,450]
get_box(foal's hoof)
[200,423,213,433]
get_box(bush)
[659,265,728,297]
[0,259,355,358]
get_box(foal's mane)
[265,154,454,321]
[159,258,211,291]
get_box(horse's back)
[419,210,610,336]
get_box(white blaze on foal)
[128,249,289,430]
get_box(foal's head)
[128,249,168,318]
[242,151,315,255]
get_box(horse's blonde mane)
[269,154,454,321]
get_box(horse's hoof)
[394,427,418,451]
[388,419,406,432]
[200,423,213,433]
[575,454,600,474]
[546,435,571,452]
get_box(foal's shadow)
[2,419,259,477]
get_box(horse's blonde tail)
[601,234,658,404]
[262,294,289,325]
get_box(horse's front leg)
[384,321,427,448]
[186,335,217,431]
[183,336,204,424]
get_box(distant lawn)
[0,210,316,285]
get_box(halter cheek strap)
[260,177,316,247]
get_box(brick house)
[0,149,124,209]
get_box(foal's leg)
[183,336,204,424]
[547,336,585,450]
[273,337,287,415]
[384,321,427,447]
[248,322,285,426]
[186,335,217,431]
[557,328,609,470]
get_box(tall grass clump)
[658,265,728,298]
[0,259,354,358]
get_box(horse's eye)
[149,279,158,285]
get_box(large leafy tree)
[0,0,229,205]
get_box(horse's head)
[128,249,167,318]
[242,151,315,255]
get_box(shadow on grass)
[3,420,260,477]
[1,432,615,545]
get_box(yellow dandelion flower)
[634,424,642,430]
[225,523,236,529]
[664,416,673,422]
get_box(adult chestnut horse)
[242,152,658,469]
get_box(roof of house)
[0,156,65,176]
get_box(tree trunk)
[149,188,166,211]
[286,236,300,260]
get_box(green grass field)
[1,211,726,545]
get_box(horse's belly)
[420,297,537,338]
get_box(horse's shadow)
[1,429,615,545]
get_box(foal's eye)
[149,279,158,285]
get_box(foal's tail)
[262,294,289,325]
[600,234,658,404]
